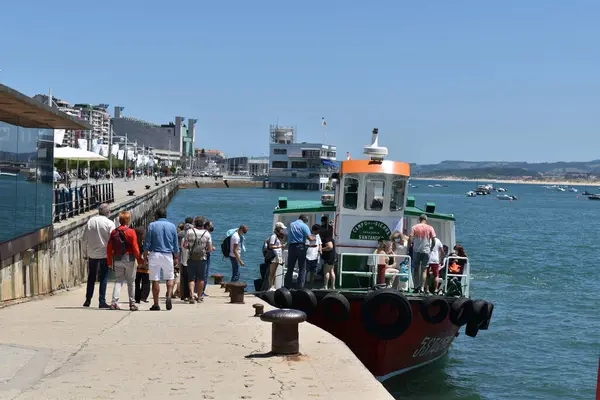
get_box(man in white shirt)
[425,237,444,294]
[82,203,115,308]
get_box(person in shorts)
[185,216,212,304]
[305,224,322,285]
[143,208,179,311]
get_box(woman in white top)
[267,222,287,291]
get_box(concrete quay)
[0,283,393,400]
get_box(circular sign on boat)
[350,220,392,241]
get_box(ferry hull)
[307,294,459,381]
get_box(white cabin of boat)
[270,129,458,290]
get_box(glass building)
[0,84,91,260]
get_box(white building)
[74,103,110,144]
[268,125,337,191]
[33,94,82,146]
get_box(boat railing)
[442,256,470,297]
[338,252,413,291]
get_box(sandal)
[129,304,139,311]
[109,303,120,310]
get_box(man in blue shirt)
[284,214,315,289]
[144,208,179,311]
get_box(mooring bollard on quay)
[226,282,247,304]
[211,274,224,285]
[252,303,264,317]
[260,309,307,355]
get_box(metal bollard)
[260,309,307,355]
[253,303,264,317]
[127,190,135,196]
[226,282,247,304]
[145,185,151,190]
[211,274,224,285]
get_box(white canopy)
[54,146,107,161]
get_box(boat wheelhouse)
[257,129,494,381]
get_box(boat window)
[390,180,406,211]
[364,179,385,211]
[343,177,359,209]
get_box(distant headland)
[410,160,600,186]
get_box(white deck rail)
[441,256,471,297]
[338,253,413,290]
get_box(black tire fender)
[478,302,494,330]
[419,296,449,324]
[291,288,318,316]
[320,292,351,322]
[471,300,490,326]
[361,289,412,340]
[465,318,480,337]
[261,290,276,306]
[449,298,474,327]
[274,288,293,308]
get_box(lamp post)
[108,121,113,182]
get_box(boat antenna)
[363,128,388,161]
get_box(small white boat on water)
[568,188,578,193]
[497,194,518,201]
[497,187,507,192]
[428,184,434,188]
[466,191,476,197]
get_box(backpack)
[221,235,232,258]
[188,230,208,261]
[110,227,130,256]
[262,234,277,262]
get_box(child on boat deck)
[375,241,400,288]
[305,224,322,284]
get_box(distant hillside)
[412,160,600,176]
[417,167,540,179]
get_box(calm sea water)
[166,181,599,400]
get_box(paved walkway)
[0,284,393,400]
[53,176,176,229]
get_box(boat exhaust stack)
[363,128,388,161]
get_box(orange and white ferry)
[257,128,494,381]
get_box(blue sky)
[1,0,599,164]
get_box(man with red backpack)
[107,211,144,311]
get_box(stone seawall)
[178,177,265,189]
[0,179,179,304]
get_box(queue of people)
[82,205,468,309]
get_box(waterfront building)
[225,156,268,175]
[268,124,337,190]
[32,94,83,147]
[0,84,91,260]
[112,107,194,165]
[74,103,110,144]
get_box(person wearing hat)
[408,214,436,293]
[266,221,287,291]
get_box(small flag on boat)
[346,152,352,160]
[321,117,327,126]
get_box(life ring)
[479,302,494,330]
[291,288,318,316]
[320,293,350,322]
[361,289,412,340]
[274,287,293,308]
[261,290,276,306]
[449,298,474,327]
[419,296,449,324]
